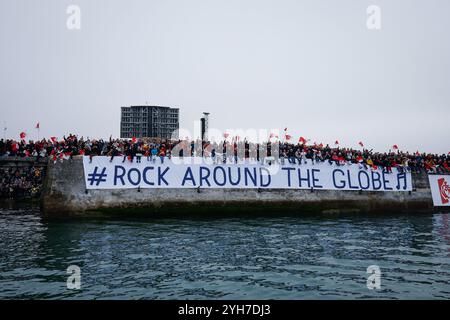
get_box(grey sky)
[0,0,449,153]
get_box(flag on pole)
[35,122,40,141]
[392,145,399,150]
[269,133,279,139]
[20,132,26,140]
[50,137,57,144]
[285,134,292,141]
[335,140,340,145]
[299,136,307,144]
[358,141,364,147]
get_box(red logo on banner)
[437,178,450,204]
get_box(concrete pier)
[41,156,438,217]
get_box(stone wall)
[41,156,442,217]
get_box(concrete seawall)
[41,156,439,217]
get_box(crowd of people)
[1,134,449,175]
[0,165,45,199]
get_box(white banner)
[428,175,450,206]
[82,156,412,191]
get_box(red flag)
[284,127,288,132]
[131,137,137,144]
[335,140,339,145]
[35,122,40,129]
[299,137,307,144]
[50,137,57,143]
[20,132,26,140]
[285,134,292,141]
[392,145,399,150]
[318,143,324,148]
[416,151,420,156]
[79,149,85,155]
[358,141,364,147]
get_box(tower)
[201,112,210,141]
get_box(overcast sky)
[0,0,449,153]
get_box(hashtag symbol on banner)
[87,167,107,186]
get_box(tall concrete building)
[120,106,179,139]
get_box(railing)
[0,157,48,167]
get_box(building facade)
[120,106,179,139]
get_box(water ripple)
[1,208,450,299]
